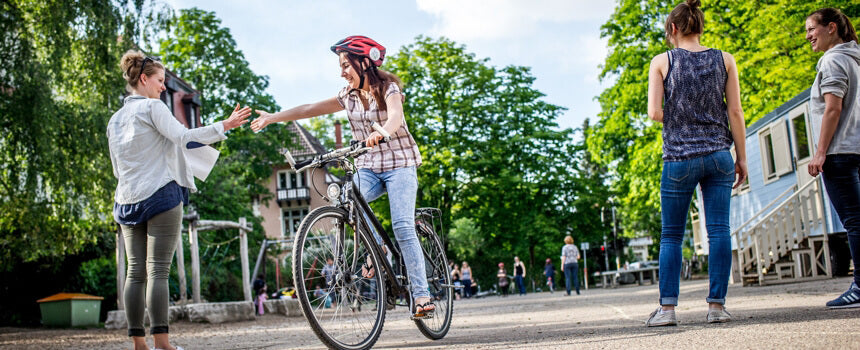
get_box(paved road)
[3,277,859,349]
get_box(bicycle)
[284,123,454,350]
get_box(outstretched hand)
[223,103,252,131]
[251,110,273,132]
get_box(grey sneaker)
[707,307,732,323]
[645,307,677,327]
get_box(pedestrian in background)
[804,7,860,309]
[561,236,581,296]
[497,263,509,297]
[513,256,527,296]
[544,258,556,293]
[461,261,473,298]
[451,263,462,300]
[645,0,747,326]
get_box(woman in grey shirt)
[108,50,249,350]
[805,8,860,309]
[561,236,580,296]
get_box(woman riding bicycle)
[250,35,435,317]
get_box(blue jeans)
[822,154,860,286]
[461,279,472,298]
[354,167,429,298]
[659,150,734,306]
[514,275,526,295]
[564,263,579,295]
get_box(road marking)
[602,303,634,320]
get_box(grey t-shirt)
[810,41,860,155]
[561,244,580,264]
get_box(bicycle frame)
[336,166,410,299]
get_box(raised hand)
[223,103,252,131]
[251,110,273,132]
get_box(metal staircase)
[731,179,832,286]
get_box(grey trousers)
[121,203,182,337]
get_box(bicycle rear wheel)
[293,206,386,350]
[413,218,453,339]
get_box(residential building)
[256,122,342,239]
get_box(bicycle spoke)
[294,207,386,349]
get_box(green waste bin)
[37,293,104,327]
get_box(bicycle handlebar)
[285,122,390,173]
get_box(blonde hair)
[564,235,574,245]
[120,50,164,90]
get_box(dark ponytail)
[665,0,704,38]
[808,8,859,44]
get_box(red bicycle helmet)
[331,35,386,67]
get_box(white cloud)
[416,0,615,40]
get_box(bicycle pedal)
[410,313,434,320]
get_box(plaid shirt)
[336,82,422,173]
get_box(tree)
[385,37,600,285]
[0,0,171,266]
[304,114,352,150]
[157,8,295,301]
[0,0,174,325]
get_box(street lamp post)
[601,208,610,272]
[612,206,620,270]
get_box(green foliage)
[77,256,117,301]
[305,114,352,149]
[447,217,482,260]
[157,8,296,302]
[385,37,612,287]
[0,0,170,267]
[587,0,858,242]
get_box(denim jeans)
[659,150,734,306]
[514,275,526,295]
[354,166,429,298]
[564,263,580,295]
[461,278,472,298]
[821,154,860,287]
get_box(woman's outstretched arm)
[251,97,343,132]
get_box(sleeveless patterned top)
[662,48,733,161]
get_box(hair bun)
[120,50,144,76]
[686,0,701,9]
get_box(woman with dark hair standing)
[805,8,860,309]
[644,0,748,327]
[109,50,250,350]
[251,35,435,317]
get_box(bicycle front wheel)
[293,206,386,350]
[413,219,453,339]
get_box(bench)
[593,266,659,288]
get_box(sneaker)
[645,307,677,327]
[826,282,860,309]
[707,307,732,323]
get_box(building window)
[187,106,198,129]
[791,112,811,161]
[160,89,174,114]
[758,120,792,184]
[283,207,308,237]
[278,171,305,189]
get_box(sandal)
[413,299,436,318]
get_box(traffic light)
[600,245,605,252]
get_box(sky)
[162,0,616,133]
